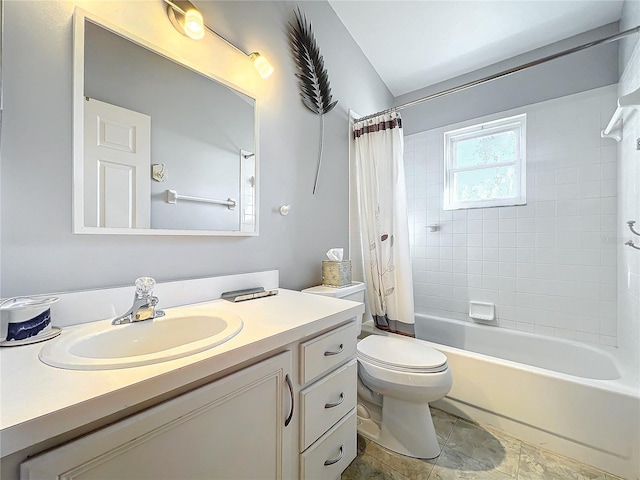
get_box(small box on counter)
[322,260,352,287]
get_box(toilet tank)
[301,282,365,333]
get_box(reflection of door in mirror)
[83,98,151,228]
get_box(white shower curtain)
[353,112,415,336]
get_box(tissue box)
[322,260,352,287]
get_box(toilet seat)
[357,335,448,373]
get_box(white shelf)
[601,86,640,142]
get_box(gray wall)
[396,23,620,135]
[0,0,392,297]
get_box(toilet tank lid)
[357,335,447,372]
[301,281,365,298]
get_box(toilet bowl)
[356,334,452,458]
[301,282,453,459]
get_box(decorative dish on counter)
[0,296,60,346]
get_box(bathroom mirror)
[73,10,258,236]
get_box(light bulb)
[250,53,274,79]
[183,9,205,40]
[166,0,205,40]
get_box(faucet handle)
[135,277,156,298]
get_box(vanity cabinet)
[15,311,363,480]
[298,321,358,479]
[21,351,294,480]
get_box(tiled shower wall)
[617,38,640,367]
[405,85,619,347]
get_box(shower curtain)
[353,112,415,336]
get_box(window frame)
[443,113,526,210]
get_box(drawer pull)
[323,344,344,356]
[324,392,345,409]
[324,445,344,466]
[285,374,294,427]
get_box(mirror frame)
[72,8,259,236]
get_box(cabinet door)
[21,351,293,480]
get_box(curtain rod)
[355,25,640,123]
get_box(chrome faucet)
[112,277,166,325]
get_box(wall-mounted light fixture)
[248,53,274,79]
[164,0,274,79]
[165,0,205,40]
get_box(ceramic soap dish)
[0,296,60,346]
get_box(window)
[443,114,526,210]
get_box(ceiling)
[328,1,625,97]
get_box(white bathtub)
[405,314,639,479]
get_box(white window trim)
[443,113,526,210]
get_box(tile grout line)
[514,440,523,479]
[439,417,524,479]
[427,417,458,479]
[358,441,414,480]
[517,440,622,480]
[363,416,461,480]
[363,451,406,480]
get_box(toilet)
[302,282,453,459]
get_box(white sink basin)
[39,308,243,370]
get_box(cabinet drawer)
[300,321,357,384]
[300,359,357,450]
[300,409,357,480]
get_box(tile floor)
[341,408,626,480]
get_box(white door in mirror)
[84,98,151,229]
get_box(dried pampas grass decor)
[289,7,338,194]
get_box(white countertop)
[0,289,364,457]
